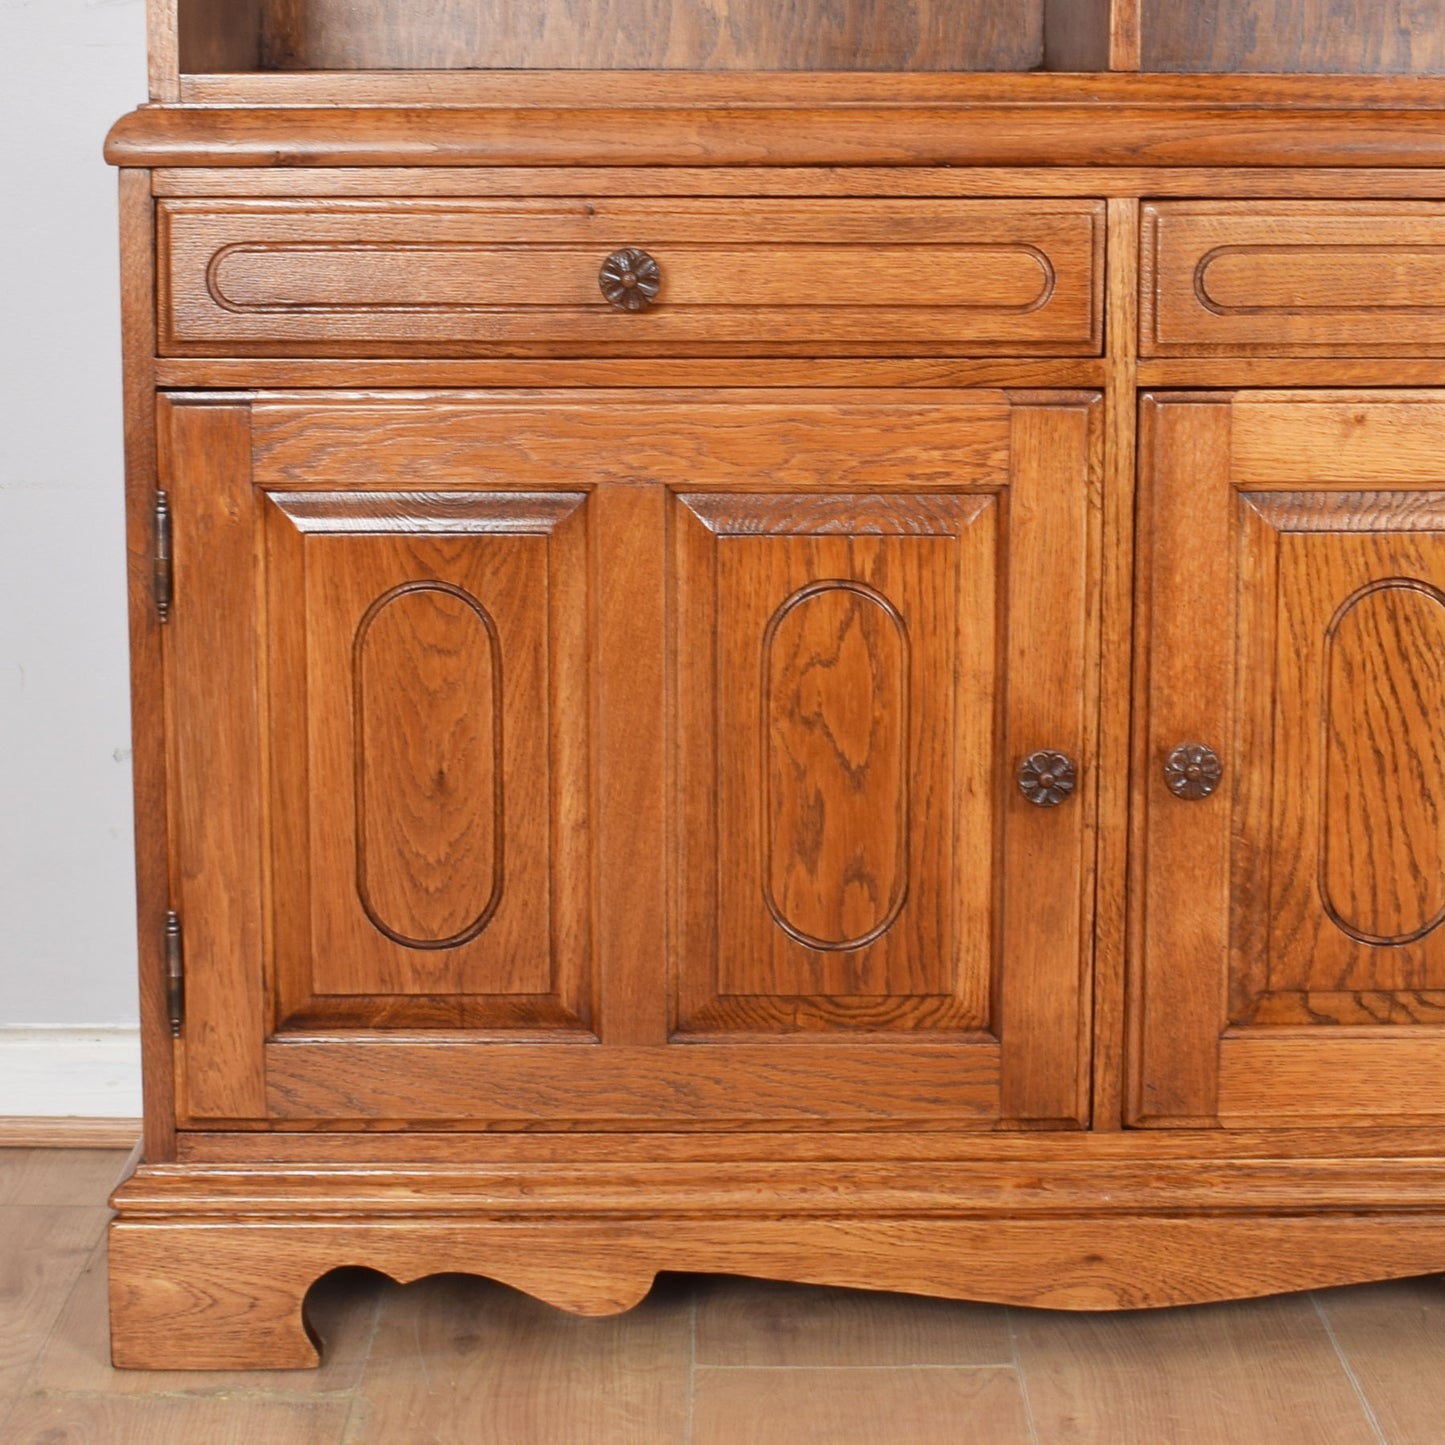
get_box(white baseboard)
[0,1028,143,1118]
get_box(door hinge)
[154,490,173,623]
[164,909,184,1037]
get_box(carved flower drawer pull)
[1164,742,1223,801]
[1018,751,1077,808]
[599,248,661,311]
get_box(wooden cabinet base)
[109,1157,1445,1369]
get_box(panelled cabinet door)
[161,389,1098,1131]
[1135,392,1445,1127]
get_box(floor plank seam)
[684,1281,696,1445]
[337,1274,387,1444]
[1005,1306,1042,1445]
[1310,1291,1392,1445]
[691,1362,1024,1371]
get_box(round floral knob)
[599,248,661,312]
[1018,751,1077,808]
[1164,742,1223,800]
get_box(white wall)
[0,0,149,1109]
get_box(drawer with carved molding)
[1143,201,1445,355]
[157,196,1104,358]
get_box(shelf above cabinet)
[157,0,1445,98]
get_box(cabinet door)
[162,389,1097,1130]
[1135,392,1445,1127]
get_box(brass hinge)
[153,490,173,623]
[164,910,184,1038]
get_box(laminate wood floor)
[3,1147,1443,1444]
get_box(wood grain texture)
[1043,0,1138,72]
[0,1120,141,1150]
[1142,0,1445,75]
[263,489,593,1033]
[106,1205,1445,1368]
[257,0,1044,72]
[106,100,1445,172]
[998,397,1099,1126]
[1138,392,1445,1126]
[1091,197,1139,1131]
[263,1040,1001,1124]
[155,70,1445,110]
[168,1123,1445,1165]
[1144,201,1445,356]
[1130,395,1234,1126]
[250,391,1013,494]
[1317,1276,1445,1445]
[692,1274,1014,1366]
[348,1274,690,1444]
[1015,1292,1383,1445]
[151,161,1445,202]
[161,398,269,1123]
[118,1154,1445,1218]
[692,1367,1033,1445]
[177,0,261,73]
[0,1209,109,1393]
[158,198,1103,358]
[674,492,995,1036]
[117,170,177,1164]
[146,0,179,100]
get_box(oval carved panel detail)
[1322,578,1445,947]
[354,582,503,950]
[763,580,909,953]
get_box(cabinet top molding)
[105,76,1445,171]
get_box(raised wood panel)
[1144,203,1445,356]
[674,492,994,1034]
[1141,0,1445,75]
[1135,392,1445,1127]
[264,491,593,1033]
[255,0,1045,72]
[159,199,1104,357]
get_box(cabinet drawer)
[1144,201,1445,356]
[158,197,1104,357]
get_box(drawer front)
[159,197,1104,357]
[1144,201,1445,356]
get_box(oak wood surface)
[177,0,260,73]
[1091,197,1140,1131]
[1135,392,1445,1126]
[158,197,1103,358]
[1142,0,1445,75]
[150,162,1445,202]
[159,69,1445,108]
[106,1209,1445,1368]
[105,100,1445,171]
[1144,201,1445,356]
[167,1124,1445,1164]
[146,0,179,100]
[256,0,1045,73]
[118,171,176,1164]
[160,389,1093,1129]
[161,399,269,1123]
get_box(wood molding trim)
[0,1118,143,1149]
[108,1200,1445,1368]
[105,101,1445,171]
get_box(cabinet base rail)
[109,1159,1445,1369]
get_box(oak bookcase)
[104,0,1445,1367]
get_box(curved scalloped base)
[109,1210,1445,1370]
